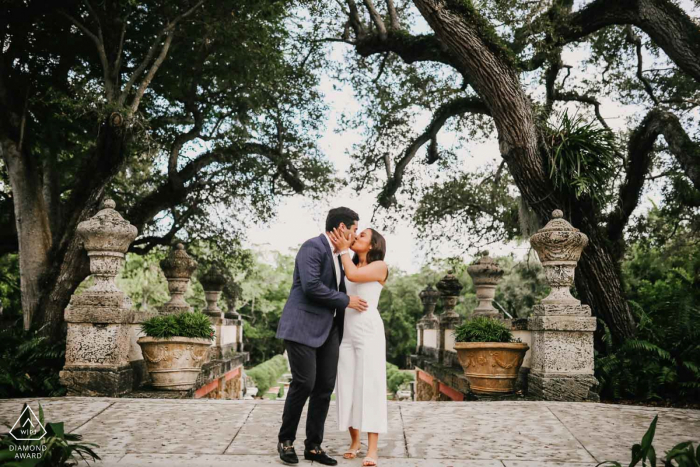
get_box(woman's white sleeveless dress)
[336,279,387,433]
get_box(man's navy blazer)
[276,234,349,348]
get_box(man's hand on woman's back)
[348,295,368,312]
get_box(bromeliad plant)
[454,316,514,343]
[0,403,100,466]
[597,415,699,467]
[542,110,618,207]
[140,312,215,340]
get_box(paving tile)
[503,463,599,467]
[72,399,254,455]
[0,397,113,433]
[547,402,700,464]
[225,401,405,458]
[399,401,595,462]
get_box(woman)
[328,227,389,467]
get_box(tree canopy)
[298,0,700,343]
[1,0,335,336]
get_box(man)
[276,207,368,465]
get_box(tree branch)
[362,0,388,40]
[120,0,205,109]
[378,96,490,207]
[386,0,400,30]
[59,10,114,100]
[624,26,659,105]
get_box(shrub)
[454,316,513,343]
[386,363,414,395]
[140,312,215,340]
[1,403,100,466]
[596,236,700,403]
[246,354,288,396]
[0,321,66,398]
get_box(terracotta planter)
[137,336,211,390]
[454,342,530,395]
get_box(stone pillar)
[436,271,463,366]
[417,284,440,358]
[527,209,599,401]
[59,199,137,396]
[159,243,197,314]
[467,251,504,319]
[200,266,226,319]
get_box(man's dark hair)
[325,207,359,232]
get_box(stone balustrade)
[412,208,598,402]
[60,199,248,399]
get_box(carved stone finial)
[200,265,227,318]
[75,198,137,298]
[418,284,440,326]
[530,209,588,305]
[160,243,197,314]
[436,271,463,319]
[467,251,504,318]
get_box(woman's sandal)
[362,456,378,466]
[343,447,361,459]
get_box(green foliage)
[0,254,20,319]
[597,415,699,467]
[542,110,618,206]
[596,217,700,403]
[454,316,513,343]
[0,403,100,466]
[245,354,288,396]
[0,323,66,398]
[386,363,414,395]
[238,250,295,366]
[140,312,215,341]
[493,254,549,318]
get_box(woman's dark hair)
[353,228,386,265]
[325,207,359,232]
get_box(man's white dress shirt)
[323,232,341,290]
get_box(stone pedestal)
[416,284,439,358]
[467,251,504,319]
[59,199,137,397]
[527,210,598,401]
[159,243,197,314]
[436,272,463,366]
[209,317,242,360]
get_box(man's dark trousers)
[278,323,339,447]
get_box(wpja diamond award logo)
[5,404,48,460]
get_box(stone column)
[527,209,599,401]
[417,284,440,358]
[467,251,504,319]
[436,271,463,366]
[59,199,137,396]
[159,243,197,314]
[200,266,226,319]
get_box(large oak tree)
[1,0,334,339]
[307,0,700,343]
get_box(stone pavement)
[1,397,699,466]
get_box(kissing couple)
[276,207,389,467]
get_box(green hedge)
[386,362,414,395]
[246,354,288,395]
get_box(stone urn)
[529,209,588,306]
[467,251,504,318]
[454,342,529,394]
[137,336,211,390]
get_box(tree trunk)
[0,138,52,331]
[31,119,129,341]
[412,0,637,342]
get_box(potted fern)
[138,312,215,390]
[453,316,529,395]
